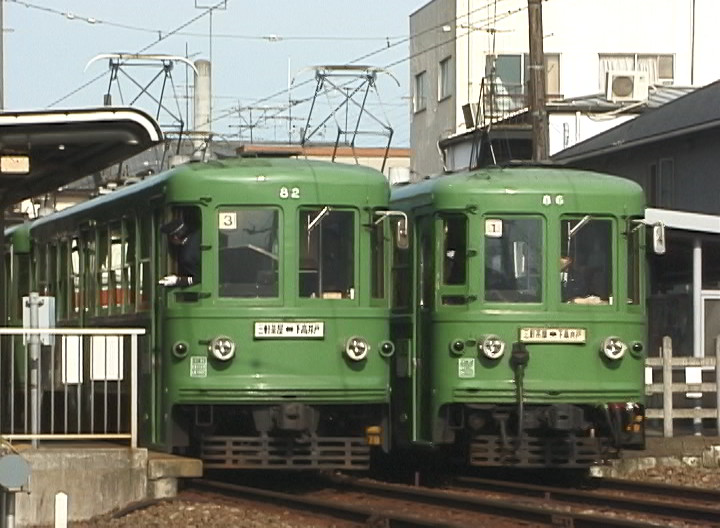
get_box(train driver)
[159,216,201,287]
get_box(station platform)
[9,443,202,527]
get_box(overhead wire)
[24,0,526,143]
[209,0,524,137]
[8,0,405,42]
[43,0,230,108]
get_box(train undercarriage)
[439,402,645,468]
[174,403,388,470]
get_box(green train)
[388,165,662,468]
[3,158,397,469]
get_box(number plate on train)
[519,327,586,343]
[254,322,325,339]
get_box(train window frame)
[483,215,544,304]
[217,206,281,300]
[560,215,615,306]
[298,206,356,301]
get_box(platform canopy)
[0,107,162,206]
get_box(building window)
[648,159,674,207]
[485,53,561,111]
[414,70,427,112]
[599,54,674,91]
[438,57,452,101]
[658,158,674,207]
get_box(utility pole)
[527,0,548,160]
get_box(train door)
[415,214,435,442]
[390,214,414,448]
[151,207,167,447]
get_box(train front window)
[299,208,355,299]
[560,216,613,304]
[218,208,279,298]
[484,217,542,303]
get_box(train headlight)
[345,336,369,361]
[379,340,395,358]
[602,336,627,360]
[172,341,189,359]
[480,335,505,360]
[210,336,235,361]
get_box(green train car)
[389,165,662,468]
[8,158,396,469]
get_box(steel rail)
[456,475,720,525]
[325,474,670,528]
[192,478,468,528]
[590,475,720,503]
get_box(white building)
[409,0,720,176]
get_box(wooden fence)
[645,336,720,437]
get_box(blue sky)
[5,1,428,147]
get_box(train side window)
[70,237,81,316]
[98,225,110,311]
[627,219,641,305]
[442,214,467,285]
[48,243,58,298]
[109,222,123,311]
[299,208,355,299]
[160,206,202,288]
[84,231,97,315]
[57,240,69,320]
[123,218,136,312]
[218,207,279,298]
[138,213,152,310]
[370,216,386,299]
[392,226,411,310]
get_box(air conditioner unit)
[606,70,649,102]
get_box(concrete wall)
[15,448,148,526]
[410,0,720,173]
[410,0,457,177]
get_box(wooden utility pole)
[527,0,548,160]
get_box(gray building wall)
[567,131,720,216]
[410,0,457,178]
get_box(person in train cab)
[158,217,201,287]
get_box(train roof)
[30,157,388,231]
[391,166,645,211]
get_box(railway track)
[588,475,720,503]
[455,474,720,525]
[189,473,720,528]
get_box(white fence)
[0,327,144,447]
[645,336,720,437]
